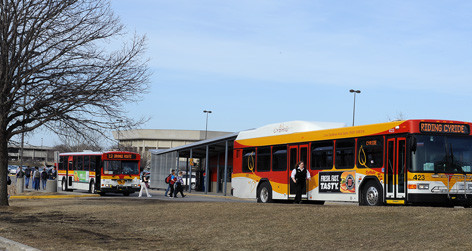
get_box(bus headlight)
[418,183,429,190]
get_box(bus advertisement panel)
[232,120,472,207]
[56,151,141,196]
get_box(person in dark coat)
[41,168,48,190]
[290,161,311,204]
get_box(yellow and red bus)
[232,120,472,206]
[57,151,141,196]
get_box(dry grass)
[1,198,472,250]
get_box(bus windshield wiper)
[450,144,466,175]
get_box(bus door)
[288,144,309,196]
[385,138,407,201]
[67,156,73,189]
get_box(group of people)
[136,163,308,203]
[16,166,57,191]
[164,170,186,198]
[137,168,186,198]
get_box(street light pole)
[203,110,212,140]
[116,119,123,150]
[349,89,361,127]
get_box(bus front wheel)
[257,182,273,203]
[361,181,383,206]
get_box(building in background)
[8,143,55,166]
[112,129,233,163]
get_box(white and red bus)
[57,151,141,195]
[232,120,472,207]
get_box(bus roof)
[58,151,138,156]
[234,119,472,147]
[59,151,103,156]
[236,121,347,141]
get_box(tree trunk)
[0,129,9,206]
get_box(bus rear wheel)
[89,181,95,194]
[257,182,272,203]
[61,179,67,191]
[361,181,383,206]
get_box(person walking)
[24,166,31,189]
[290,161,311,204]
[138,169,151,198]
[173,171,186,198]
[41,168,48,190]
[32,167,41,191]
[164,170,176,197]
[6,173,11,199]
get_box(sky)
[26,0,472,147]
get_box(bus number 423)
[412,175,425,181]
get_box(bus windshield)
[103,160,139,175]
[412,135,472,173]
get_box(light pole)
[349,89,361,126]
[203,110,212,140]
[116,119,123,150]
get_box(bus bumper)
[98,186,140,194]
[408,193,472,206]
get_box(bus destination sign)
[107,153,136,160]
[420,122,470,135]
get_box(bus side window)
[242,148,256,173]
[59,156,65,170]
[84,156,90,171]
[272,145,287,171]
[311,141,333,170]
[256,146,271,172]
[335,139,355,169]
[77,156,83,170]
[357,137,384,168]
[73,156,78,170]
[90,156,99,172]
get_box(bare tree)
[0,0,150,206]
[387,112,408,122]
[55,127,105,152]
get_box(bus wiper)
[450,144,466,175]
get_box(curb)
[0,236,40,251]
[10,194,100,199]
[183,193,253,201]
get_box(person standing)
[49,167,57,180]
[16,166,25,180]
[41,168,48,190]
[33,167,41,191]
[173,171,186,198]
[138,169,152,198]
[291,161,311,204]
[164,170,176,197]
[24,166,31,189]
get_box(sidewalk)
[146,188,254,202]
[8,176,99,200]
[0,236,40,251]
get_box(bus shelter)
[149,133,237,195]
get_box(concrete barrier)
[16,177,24,194]
[46,179,57,192]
